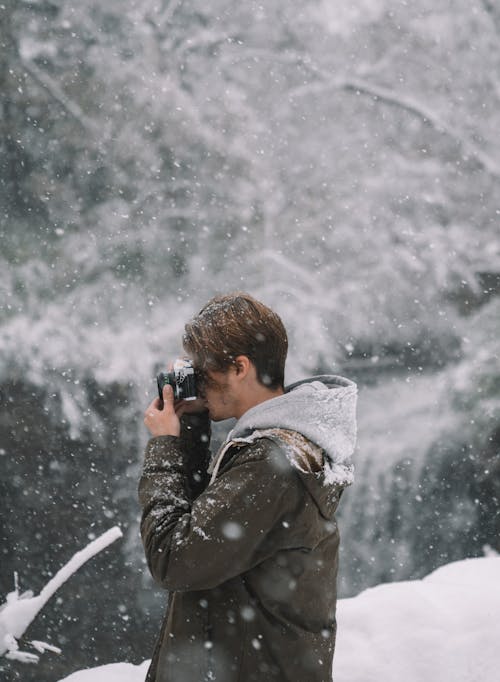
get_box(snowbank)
[58,557,500,682]
[58,660,150,682]
[334,556,500,682]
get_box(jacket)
[139,375,357,682]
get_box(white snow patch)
[58,660,151,682]
[334,556,500,682]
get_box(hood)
[212,375,357,516]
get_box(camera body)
[157,358,197,401]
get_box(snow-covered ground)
[334,556,500,682]
[58,556,500,682]
[59,660,150,682]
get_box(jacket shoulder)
[216,428,322,480]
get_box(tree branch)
[290,75,500,179]
[158,0,182,26]
[20,58,100,137]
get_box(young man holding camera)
[140,293,357,682]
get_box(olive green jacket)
[139,377,356,682]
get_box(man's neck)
[234,385,284,420]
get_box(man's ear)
[234,355,251,379]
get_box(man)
[140,293,357,682]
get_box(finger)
[162,384,175,410]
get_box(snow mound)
[58,660,150,682]
[334,556,500,682]
[57,557,500,682]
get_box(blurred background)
[1,0,499,679]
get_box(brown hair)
[183,292,288,389]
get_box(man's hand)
[144,386,208,437]
[144,385,181,437]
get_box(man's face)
[197,366,240,422]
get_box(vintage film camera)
[157,358,197,402]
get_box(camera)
[157,358,197,402]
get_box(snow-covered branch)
[290,75,500,179]
[157,0,182,26]
[0,526,123,663]
[259,249,318,293]
[20,58,100,137]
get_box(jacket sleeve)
[138,436,303,592]
[177,411,211,498]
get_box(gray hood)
[222,375,358,487]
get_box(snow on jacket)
[139,375,357,682]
